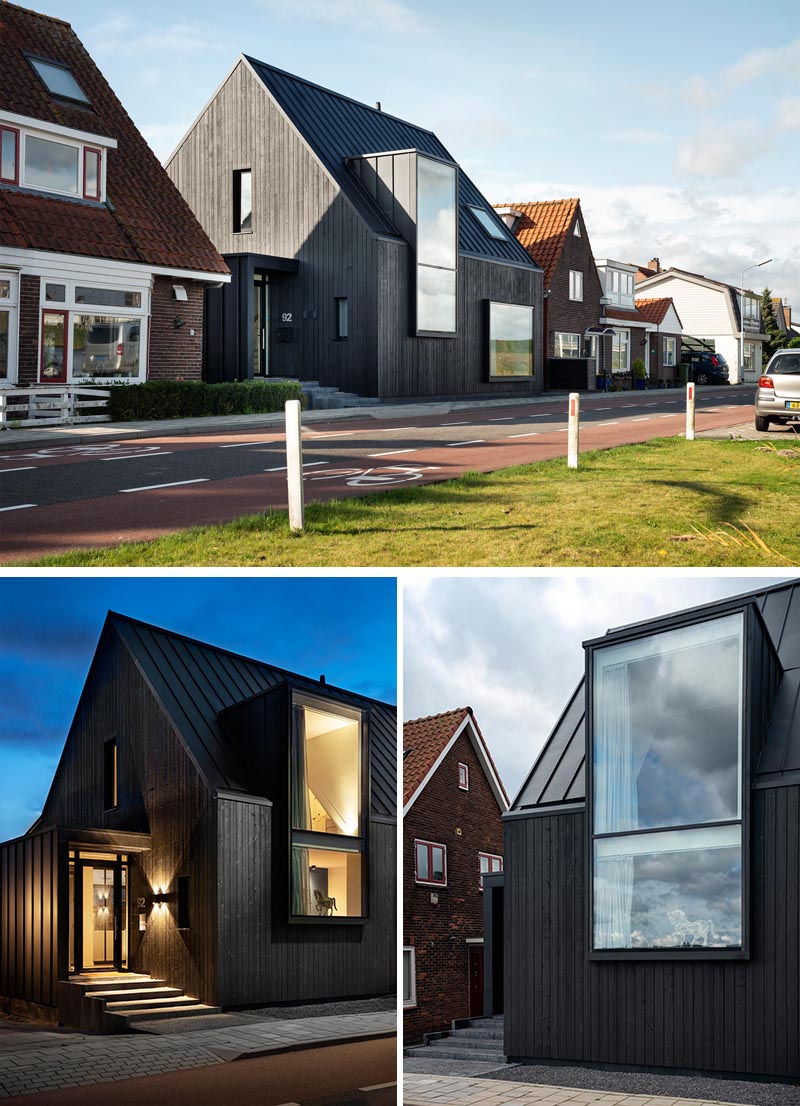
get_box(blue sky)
[39,0,800,310]
[0,576,396,841]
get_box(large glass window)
[24,135,79,195]
[290,696,365,919]
[555,332,581,358]
[591,613,744,952]
[416,155,457,335]
[489,302,533,377]
[611,328,630,373]
[73,314,141,378]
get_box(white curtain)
[290,706,312,915]
[595,662,635,947]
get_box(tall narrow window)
[0,126,19,184]
[403,947,417,1007]
[416,155,457,335]
[290,696,365,918]
[335,297,348,339]
[104,739,118,810]
[458,763,469,790]
[591,613,744,952]
[177,876,190,929]
[83,147,101,201]
[663,337,677,367]
[233,169,252,233]
[569,270,583,301]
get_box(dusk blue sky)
[0,577,396,842]
[39,0,800,309]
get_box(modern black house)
[0,613,396,1030]
[493,580,800,1080]
[166,57,543,399]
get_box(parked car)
[83,320,140,375]
[681,349,730,385]
[754,350,800,431]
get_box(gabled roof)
[244,57,535,267]
[111,612,396,817]
[0,2,227,274]
[493,198,580,286]
[636,267,767,334]
[635,297,682,328]
[510,580,800,814]
[403,706,509,813]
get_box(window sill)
[333,337,349,342]
[590,947,749,962]
[488,374,533,382]
[415,880,447,889]
[289,915,368,926]
[403,1001,417,1009]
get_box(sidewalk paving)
[0,386,747,453]
[0,1010,396,1099]
[402,1074,756,1106]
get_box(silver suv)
[754,349,800,431]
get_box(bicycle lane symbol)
[307,465,438,487]
[0,443,167,462]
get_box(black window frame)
[288,691,369,925]
[232,168,253,234]
[334,296,348,340]
[25,53,91,107]
[585,604,754,962]
[486,300,534,380]
[103,737,117,812]
[414,152,459,339]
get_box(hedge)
[107,379,305,421]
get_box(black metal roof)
[510,580,800,813]
[112,613,396,818]
[245,57,537,268]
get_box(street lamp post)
[739,258,772,383]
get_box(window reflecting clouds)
[24,136,79,194]
[416,156,456,334]
[489,302,533,377]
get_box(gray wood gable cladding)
[0,828,60,1013]
[167,57,543,397]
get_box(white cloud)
[254,0,431,36]
[725,40,800,86]
[674,125,770,177]
[680,76,716,112]
[141,121,194,161]
[777,96,800,133]
[87,16,231,56]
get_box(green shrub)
[107,379,305,421]
[632,357,647,380]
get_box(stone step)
[105,994,200,1011]
[450,1026,505,1040]
[87,986,183,1002]
[75,976,167,992]
[405,1046,506,1063]
[108,1003,221,1026]
[424,1037,505,1053]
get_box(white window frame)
[38,277,149,385]
[403,946,417,1008]
[479,852,503,891]
[554,331,581,358]
[743,341,756,375]
[663,337,677,367]
[0,270,19,385]
[458,762,469,790]
[0,112,110,203]
[414,838,447,887]
[569,270,583,302]
[612,327,630,373]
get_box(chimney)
[319,674,326,685]
[374,101,381,111]
[648,257,661,273]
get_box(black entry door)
[73,859,127,972]
[253,273,269,376]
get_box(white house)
[635,267,767,384]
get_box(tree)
[788,336,800,349]
[760,287,788,362]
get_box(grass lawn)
[23,437,800,568]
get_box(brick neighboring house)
[635,297,683,383]
[0,2,228,389]
[403,707,508,1044]
[495,199,608,385]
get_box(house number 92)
[281,312,293,323]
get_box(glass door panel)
[0,310,9,379]
[77,862,127,970]
[41,309,67,382]
[253,274,269,376]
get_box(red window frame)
[0,126,20,185]
[414,838,447,886]
[39,308,68,384]
[478,852,503,891]
[458,762,469,790]
[82,146,101,201]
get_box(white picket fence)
[0,387,111,430]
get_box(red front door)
[40,309,68,383]
[468,945,484,1018]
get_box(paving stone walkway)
[0,1011,396,1099]
[402,1075,754,1106]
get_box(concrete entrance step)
[106,1002,222,1029]
[273,378,379,410]
[404,1014,507,1066]
[104,994,203,1011]
[405,1046,505,1063]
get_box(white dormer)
[0,111,117,203]
[596,259,637,310]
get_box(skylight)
[468,205,507,240]
[28,58,90,105]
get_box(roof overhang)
[0,109,118,149]
[403,712,509,816]
[59,828,152,852]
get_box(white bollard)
[567,392,580,469]
[685,381,696,441]
[285,399,304,532]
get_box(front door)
[253,273,269,376]
[40,309,68,383]
[70,858,128,972]
[468,945,484,1018]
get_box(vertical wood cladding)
[167,61,379,396]
[0,828,59,1010]
[403,732,505,1042]
[38,626,218,1006]
[505,788,800,1078]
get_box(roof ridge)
[404,706,470,727]
[0,0,71,28]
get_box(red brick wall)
[403,730,505,1043]
[546,207,605,360]
[17,275,40,386]
[147,276,204,380]
[648,330,682,381]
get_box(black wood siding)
[0,829,59,1011]
[505,787,800,1078]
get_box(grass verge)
[21,437,800,567]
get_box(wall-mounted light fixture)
[173,316,186,330]
[150,888,170,911]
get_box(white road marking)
[594,406,612,410]
[264,461,330,472]
[119,479,209,493]
[509,431,539,438]
[439,421,470,425]
[445,439,486,447]
[658,413,675,417]
[219,439,273,449]
[102,451,173,461]
[621,403,637,407]
[528,413,552,418]
[0,503,37,512]
[489,416,514,421]
[632,417,651,421]
[368,448,417,457]
[0,466,37,473]
[594,421,620,426]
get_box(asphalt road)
[0,387,755,562]
[6,1037,397,1106]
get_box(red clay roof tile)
[635,297,676,326]
[493,199,580,287]
[403,706,508,807]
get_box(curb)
[208,1027,396,1063]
